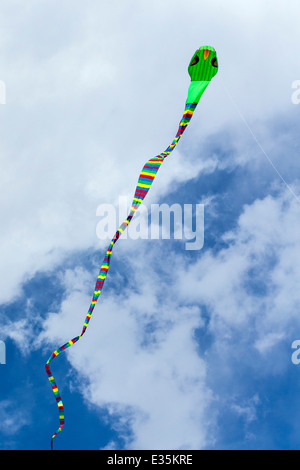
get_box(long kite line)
[45,45,219,450]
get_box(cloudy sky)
[1,0,300,450]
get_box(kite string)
[45,101,197,449]
[221,80,300,205]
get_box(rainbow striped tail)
[45,102,197,449]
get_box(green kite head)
[188,46,218,81]
[186,46,218,104]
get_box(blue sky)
[1,0,300,451]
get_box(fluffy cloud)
[0,400,29,435]
[1,0,299,304]
[36,185,300,448]
[38,255,215,449]
[1,0,300,450]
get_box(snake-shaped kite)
[45,45,219,449]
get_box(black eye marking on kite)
[190,55,199,66]
[211,57,218,68]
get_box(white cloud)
[232,394,260,421]
[0,400,29,435]
[1,298,42,355]
[38,255,215,449]
[1,0,300,449]
[38,187,300,448]
[1,0,300,303]
[254,332,286,355]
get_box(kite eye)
[190,55,199,66]
[211,57,218,68]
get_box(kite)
[45,45,219,449]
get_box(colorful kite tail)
[45,102,197,449]
[45,45,219,449]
